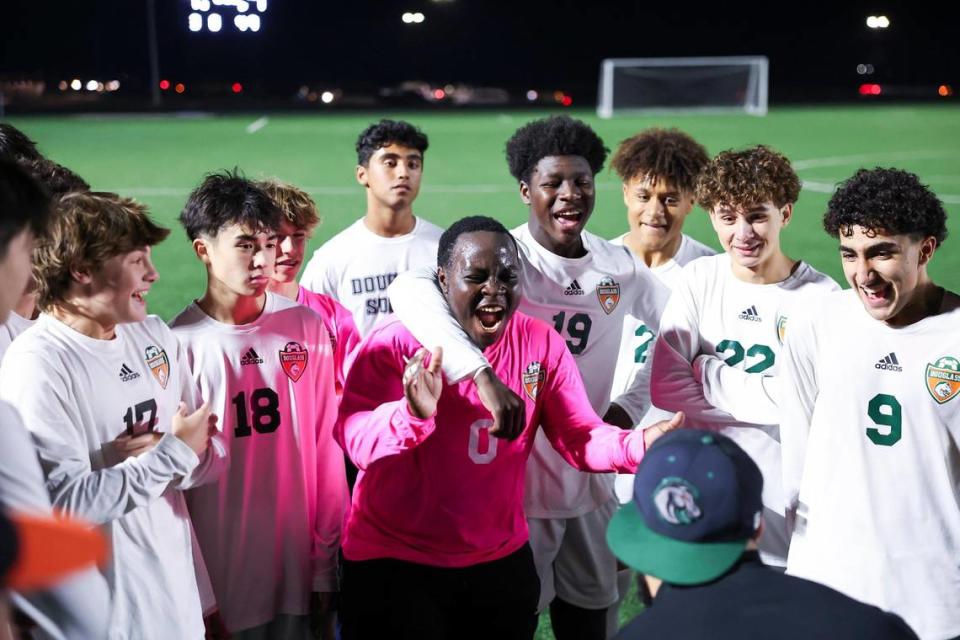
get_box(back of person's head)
[505,115,608,184]
[823,168,948,246]
[19,157,90,197]
[179,169,281,241]
[34,191,168,311]
[607,429,763,585]
[610,128,710,193]
[696,145,800,211]
[355,119,429,166]
[258,178,320,232]
[0,124,43,164]
[437,215,514,270]
[0,158,51,261]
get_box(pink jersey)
[336,312,646,568]
[297,286,361,393]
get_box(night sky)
[2,1,957,102]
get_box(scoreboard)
[186,0,267,33]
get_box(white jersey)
[0,400,111,640]
[0,311,34,363]
[780,290,960,640]
[0,314,224,640]
[388,226,670,518]
[609,234,716,503]
[170,293,346,634]
[650,254,838,565]
[300,216,443,336]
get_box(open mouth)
[132,290,149,304]
[860,282,893,308]
[476,304,506,333]
[553,209,583,230]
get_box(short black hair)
[505,116,608,184]
[179,169,281,240]
[824,168,948,245]
[20,157,89,197]
[0,158,51,260]
[355,119,429,166]
[0,124,42,163]
[437,215,514,270]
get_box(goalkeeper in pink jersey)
[336,216,682,640]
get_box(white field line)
[245,116,269,134]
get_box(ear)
[193,238,212,265]
[70,266,93,285]
[356,164,368,187]
[621,182,630,208]
[519,181,532,206]
[437,265,449,295]
[780,203,794,228]
[918,235,937,267]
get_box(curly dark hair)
[20,157,89,196]
[505,116,608,184]
[824,168,948,245]
[696,145,800,211]
[610,128,709,193]
[437,215,516,270]
[356,119,429,166]
[0,124,42,163]
[0,158,51,261]
[179,169,281,240]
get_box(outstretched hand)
[404,347,444,419]
[643,411,685,449]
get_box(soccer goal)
[597,56,769,118]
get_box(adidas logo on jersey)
[738,305,762,322]
[564,280,585,296]
[241,348,264,366]
[875,352,903,372]
[119,363,140,382]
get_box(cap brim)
[607,502,747,585]
[6,513,107,591]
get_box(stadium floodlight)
[208,13,222,32]
[597,56,769,118]
[188,12,203,31]
[866,15,890,29]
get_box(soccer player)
[779,168,959,640]
[337,215,681,640]
[388,116,670,639]
[261,178,360,393]
[0,190,222,640]
[300,119,443,336]
[649,145,839,568]
[172,171,347,639]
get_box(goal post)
[597,56,769,118]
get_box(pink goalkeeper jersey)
[336,312,646,568]
[297,286,361,393]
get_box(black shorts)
[340,543,540,640]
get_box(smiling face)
[272,220,310,284]
[839,225,937,326]
[357,143,423,211]
[197,223,277,298]
[438,230,521,349]
[623,174,695,256]
[83,246,159,325]
[521,155,595,257]
[709,201,791,272]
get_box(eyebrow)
[234,232,278,242]
[379,152,422,160]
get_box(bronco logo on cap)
[144,345,169,389]
[596,276,620,315]
[653,478,702,526]
[280,341,308,382]
[926,355,960,404]
[522,361,545,401]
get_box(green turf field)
[6,105,960,321]
[6,105,960,637]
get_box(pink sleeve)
[538,330,645,473]
[334,326,437,470]
[330,297,361,392]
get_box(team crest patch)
[596,276,620,315]
[775,315,787,345]
[144,345,170,389]
[653,477,702,526]
[925,355,960,404]
[522,361,545,401]
[279,341,308,382]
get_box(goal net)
[597,56,769,118]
